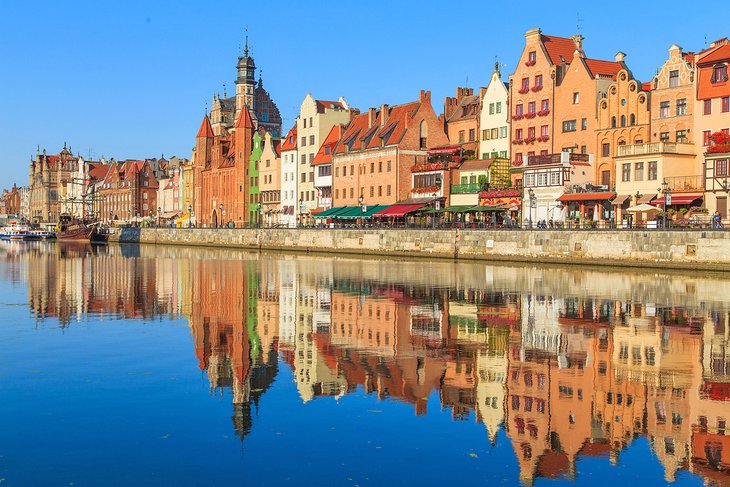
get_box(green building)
[248,131,263,225]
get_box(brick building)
[444,87,480,155]
[0,184,21,217]
[95,160,159,222]
[331,90,449,208]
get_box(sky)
[0,0,728,190]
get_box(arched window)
[419,121,428,149]
[620,115,626,127]
[630,114,636,126]
[611,117,616,128]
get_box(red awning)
[373,203,427,217]
[557,192,616,202]
[427,146,460,155]
[309,207,326,215]
[651,194,702,205]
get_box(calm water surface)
[1,241,729,486]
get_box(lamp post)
[298,198,303,228]
[358,194,364,226]
[187,204,192,228]
[157,206,161,227]
[527,188,535,229]
[219,203,223,228]
[257,203,262,229]
[660,180,670,229]
[432,192,439,229]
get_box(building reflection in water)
[9,241,730,485]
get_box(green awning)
[312,206,349,218]
[335,205,390,219]
[468,205,500,212]
[444,205,477,213]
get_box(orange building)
[0,184,21,217]
[444,87,480,155]
[331,90,449,207]
[650,45,696,144]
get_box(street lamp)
[659,180,670,229]
[219,203,223,228]
[527,188,535,229]
[257,203,262,228]
[157,206,161,227]
[358,194,364,226]
[298,198,303,228]
[187,204,192,228]
[432,192,438,229]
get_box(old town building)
[95,159,159,222]
[331,90,450,208]
[247,131,264,225]
[0,184,21,218]
[444,87,480,155]
[28,144,80,222]
[697,39,730,217]
[295,95,352,223]
[311,124,344,212]
[650,45,696,144]
[259,131,281,227]
[479,62,510,160]
[279,124,298,227]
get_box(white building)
[296,94,352,223]
[479,63,510,160]
[280,124,298,228]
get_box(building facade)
[479,63,510,160]
[279,125,298,227]
[259,131,281,227]
[444,87,480,155]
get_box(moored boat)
[6,225,30,240]
[56,216,96,242]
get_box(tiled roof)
[234,105,254,129]
[197,116,214,138]
[272,139,282,157]
[446,94,480,122]
[280,124,297,151]
[458,159,492,171]
[88,163,109,181]
[541,34,578,65]
[698,43,730,65]
[682,52,696,64]
[641,81,653,92]
[316,100,345,113]
[584,59,623,79]
[312,125,342,165]
[334,101,420,155]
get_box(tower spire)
[244,29,249,56]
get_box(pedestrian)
[713,211,723,229]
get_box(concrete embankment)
[110,227,730,271]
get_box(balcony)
[663,175,704,192]
[617,142,695,157]
[527,152,591,167]
[450,183,487,194]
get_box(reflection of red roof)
[536,450,570,479]
[542,34,579,65]
[578,439,611,457]
[700,381,730,401]
[312,124,343,165]
[585,59,623,79]
[280,124,297,151]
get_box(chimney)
[615,51,626,63]
[368,107,377,128]
[710,38,729,48]
[380,104,389,125]
[419,90,431,104]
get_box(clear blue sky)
[0,0,726,190]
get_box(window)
[303,119,307,129]
[309,117,313,127]
[387,185,391,196]
[369,186,374,197]
[343,166,347,177]
[717,159,729,177]
[581,118,587,130]
[535,74,543,87]
[521,77,529,90]
[635,162,644,181]
[516,104,524,116]
[660,132,670,142]
[562,120,577,132]
[723,96,730,113]
[712,64,729,83]
[387,160,392,171]
[458,130,465,143]
[630,113,636,125]
[469,128,475,142]
[301,136,306,146]
[489,103,495,115]
[669,70,679,87]
[704,99,712,115]
[378,186,382,197]
[350,188,354,198]
[622,163,631,182]
[704,130,712,146]
[515,153,524,164]
[528,51,536,62]
[573,92,579,104]
[581,145,587,154]
[301,173,306,183]
[516,128,523,140]
[527,127,535,138]
[528,101,536,114]
[370,162,374,173]
[621,115,626,127]
[500,150,507,158]
[309,135,315,145]
[301,154,306,164]
[611,116,617,128]
[550,171,561,185]
[676,98,687,116]
[482,129,489,140]
[537,173,548,186]
[496,102,502,113]
[602,143,611,157]
[660,101,670,118]
[500,126,508,138]
[378,161,382,172]
[676,130,687,143]
[541,125,549,137]
[648,161,657,180]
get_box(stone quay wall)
[112,227,730,271]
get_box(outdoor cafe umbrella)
[626,203,660,213]
[593,203,600,222]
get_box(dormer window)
[712,64,728,83]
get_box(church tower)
[235,32,256,119]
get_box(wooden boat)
[56,216,99,242]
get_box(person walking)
[713,211,723,229]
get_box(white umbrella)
[627,204,661,213]
[593,204,600,222]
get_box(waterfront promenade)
[113,227,730,271]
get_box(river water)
[0,241,729,486]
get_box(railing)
[450,183,486,194]
[617,142,694,157]
[663,175,704,191]
[527,153,589,166]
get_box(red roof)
[88,163,109,181]
[316,99,345,113]
[682,52,696,64]
[312,125,342,165]
[234,105,254,129]
[334,100,421,155]
[642,81,653,92]
[272,139,281,157]
[584,59,623,79]
[373,203,427,218]
[557,192,616,202]
[542,34,579,65]
[280,124,297,151]
[197,115,213,138]
[697,43,730,65]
